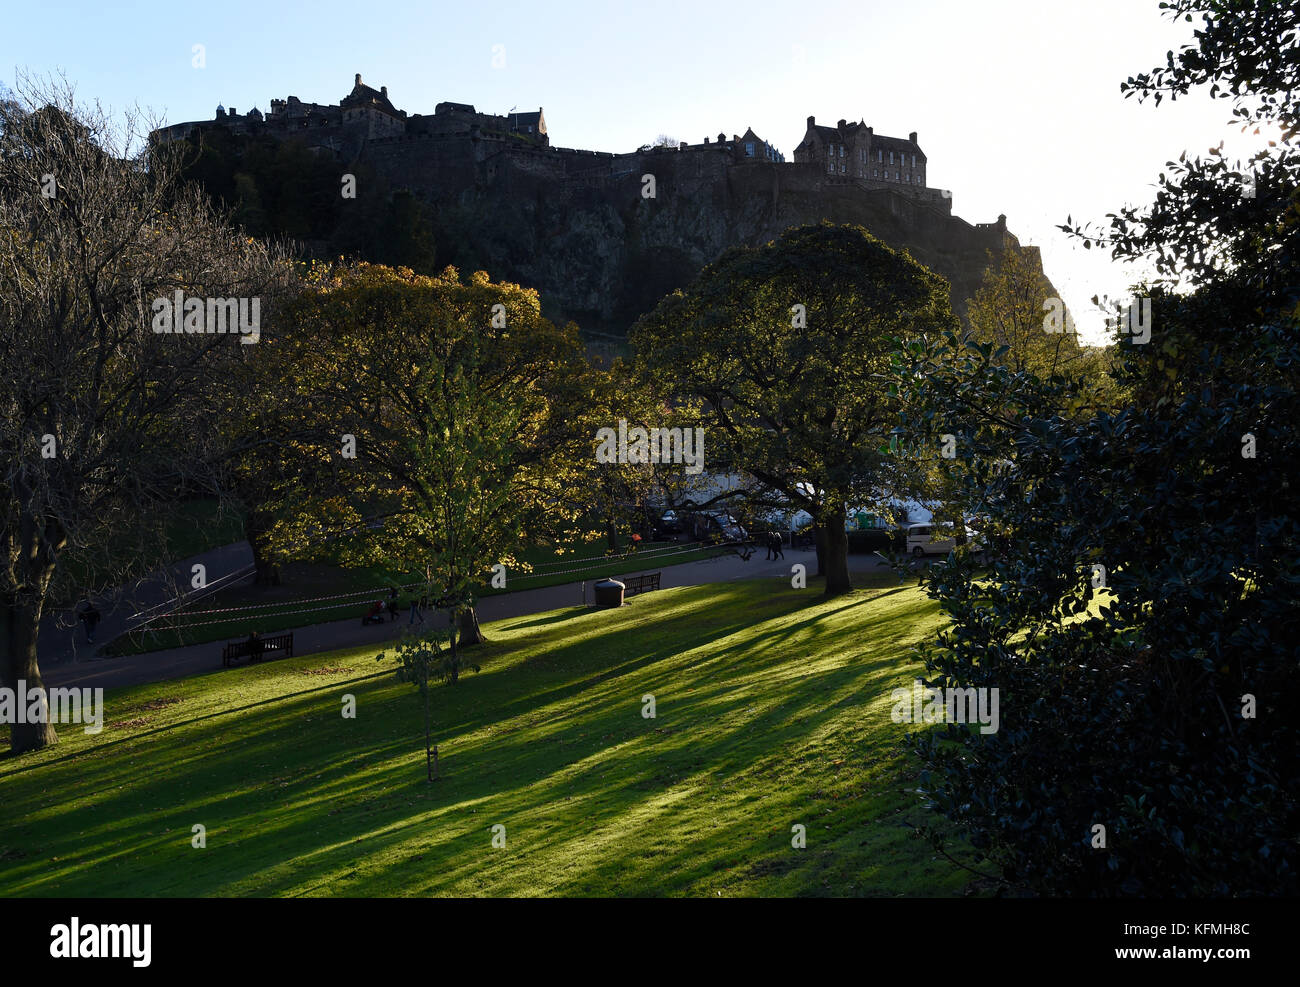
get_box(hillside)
[0,577,971,897]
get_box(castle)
[153,74,953,212]
[152,74,1034,333]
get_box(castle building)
[338,74,406,139]
[793,116,927,189]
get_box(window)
[872,168,878,177]
[889,151,894,165]
[877,149,883,162]
[839,145,844,156]
[911,153,916,167]
[840,162,846,173]
[745,142,754,156]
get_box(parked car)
[653,509,684,540]
[906,522,980,557]
[702,512,747,543]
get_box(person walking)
[408,591,424,625]
[387,587,401,622]
[770,531,785,561]
[77,597,101,644]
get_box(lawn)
[0,576,972,897]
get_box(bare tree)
[0,76,288,753]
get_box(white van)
[906,522,979,557]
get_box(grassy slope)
[0,576,969,897]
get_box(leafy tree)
[265,263,589,657]
[905,0,1300,895]
[0,79,286,752]
[966,247,1120,413]
[632,222,957,596]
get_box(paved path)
[42,547,895,691]
[40,542,255,666]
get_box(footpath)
[44,547,894,691]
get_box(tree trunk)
[606,517,619,553]
[2,594,59,753]
[422,658,437,781]
[447,610,460,686]
[812,522,826,576]
[457,605,484,647]
[822,505,853,598]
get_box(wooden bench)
[622,572,662,598]
[221,632,294,668]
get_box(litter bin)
[593,578,626,608]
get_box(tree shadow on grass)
[498,607,591,631]
[0,580,957,897]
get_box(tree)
[904,0,1300,894]
[966,247,1120,414]
[264,263,589,659]
[0,78,285,753]
[380,621,474,780]
[632,222,957,596]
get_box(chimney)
[381,86,388,98]
[718,132,725,143]
[355,73,362,87]
[909,131,917,143]
[703,136,709,144]
[807,115,815,128]
[229,108,236,117]
[867,126,873,135]
[837,118,847,129]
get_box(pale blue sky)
[3,0,1273,340]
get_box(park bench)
[622,572,662,598]
[221,632,294,668]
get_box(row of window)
[825,157,924,185]
[826,144,918,168]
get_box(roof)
[341,76,401,116]
[799,119,925,158]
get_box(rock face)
[363,138,1052,332]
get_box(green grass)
[0,575,972,897]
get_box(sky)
[3,0,1276,342]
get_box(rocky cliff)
[362,138,1054,333]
